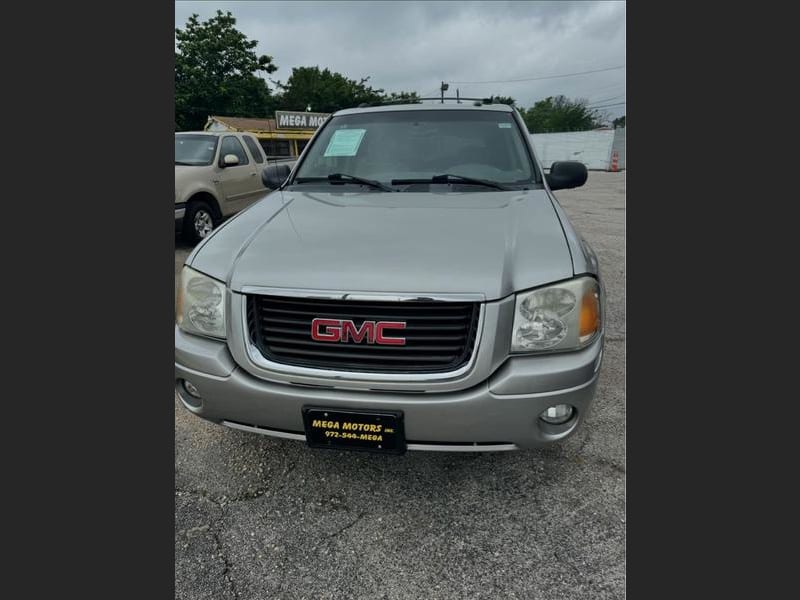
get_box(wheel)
[183,200,218,244]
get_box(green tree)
[383,91,421,103]
[489,95,516,105]
[274,66,385,113]
[175,11,278,131]
[519,95,603,133]
[613,115,626,128]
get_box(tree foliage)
[274,67,424,111]
[176,12,433,129]
[274,67,387,113]
[489,95,516,106]
[175,11,278,131]
[383,91,421,103]
[613,115,626,128]
[519,95,604,133]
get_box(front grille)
[247,294,480,373]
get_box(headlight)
[176,266,226,339]
[511,276,601,353]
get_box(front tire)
[183,201,218,244]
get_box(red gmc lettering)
[310,319,406,345]
[375,322,406,345]
[342,320,375,343]
[310,318,342,342]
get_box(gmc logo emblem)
[311,318,406,345]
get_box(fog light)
[182,380,201,399]
[539,404,574,425]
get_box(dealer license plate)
[302,407,406,454]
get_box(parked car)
[175,101,603,454]
[175,131,296,243]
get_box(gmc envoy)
[175,101,604,454]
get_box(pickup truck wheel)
[183,201,218,244]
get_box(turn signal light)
[579,288,600,342]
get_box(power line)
[419,87,443,100]
[588,101,626,110]
[587,94,625,106]
[585,81,627,95]
[451,65,625,85]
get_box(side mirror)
[546,161,588,191]
[261,163,292,190]
[222,154,240,167]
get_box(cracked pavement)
[175,171,625,599]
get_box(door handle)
[250,173,256,176]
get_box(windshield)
[291,110,538,190]
[175,134,219,166]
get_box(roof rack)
[418,97,499,104]
[356,97,511,108]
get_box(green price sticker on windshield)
[324,129,366,157]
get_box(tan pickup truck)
[175,131,295,243]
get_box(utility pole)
[440,82,449,103]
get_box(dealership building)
[204,111,331,159]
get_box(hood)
[189,189,573,301]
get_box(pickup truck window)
[219,136,250,166]
[243,136,265,164]
[292,110,539,189]
[263,139,292,157]
[175,134,219,166]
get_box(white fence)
[530,127,625,171]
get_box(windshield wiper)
[327,173,395,192]
[391,174,510,191]
[293,174,394,192]
[174,160,195,166]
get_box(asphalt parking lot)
[174,171,626,599]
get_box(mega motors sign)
[275,110,330,130]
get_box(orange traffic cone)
[610,151,619,172]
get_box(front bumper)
[175,327,603,451]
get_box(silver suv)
[175,101,603,453]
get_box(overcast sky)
[175,1,626,120]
